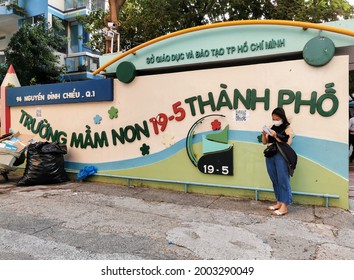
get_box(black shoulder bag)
[263,143,277,158]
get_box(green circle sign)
[116,61,136,83]
[303,36,335,66]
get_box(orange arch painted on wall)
[93,19,354,75]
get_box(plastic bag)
[17,142,69,186]
[77,165,98,181]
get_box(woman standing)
[262,107,294,216]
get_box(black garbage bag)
[13,150,26,166]
[17,142,69,186]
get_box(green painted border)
[81,142,348,209]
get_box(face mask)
[273,120,283,127]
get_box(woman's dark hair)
[272,107,290,126]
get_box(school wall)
[7,55,349,209]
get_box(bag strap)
[275,142,295,176]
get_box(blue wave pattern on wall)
[64,130,347,178]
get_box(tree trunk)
[106,0,126,53]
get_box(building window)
[64,0,106,11]
[65,0,89,10]
[0,51,5,64]
[91,0,106,11]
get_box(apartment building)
[0,0,107,81]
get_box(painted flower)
[108,106,119,119]
[140,143,150,156]
[211,119,221,130]
[93,114,102,124]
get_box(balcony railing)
[65,52,100,73]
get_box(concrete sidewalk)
[1,173,354,260]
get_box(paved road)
[1,174,354,260]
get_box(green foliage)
[4,19,66,86]
[264,0,353,22]
[118,0,354,50]
[77,9,110,54]
[119,0,215,50]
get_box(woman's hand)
[270,129,281,142]
[261,131,268,144]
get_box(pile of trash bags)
[17,142,69,186]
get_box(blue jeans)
[266,152,292,204]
